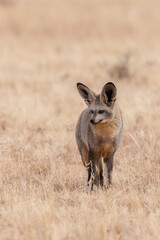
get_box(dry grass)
[0,0,160,239]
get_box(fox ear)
[100,82,117,106]
[77,83,96,106]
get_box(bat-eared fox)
[76,82,123,191]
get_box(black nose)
[90,119,94,124]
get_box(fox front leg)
[88,152,102,191]
[87,161,91,186]
[104,156,114,188]
[100,168,104,187]
[87,152,96,191]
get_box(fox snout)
[89,109,113,125]
[90,118,103,125]
[90,118,102,125]
[90,112,102,125]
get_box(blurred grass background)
[0,0,160,239]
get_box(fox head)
[77,82,117,125]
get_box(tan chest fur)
[94,121,118,138]
[91,107,121,158]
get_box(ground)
[0,0,160,239]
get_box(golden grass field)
[0,0,160,239]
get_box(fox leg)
[87,162,91,186]
[104,156,114,188]
[99,158,104,187]
[88,152,101,190]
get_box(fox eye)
[90,110,94,114]
[99,110,104,114]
